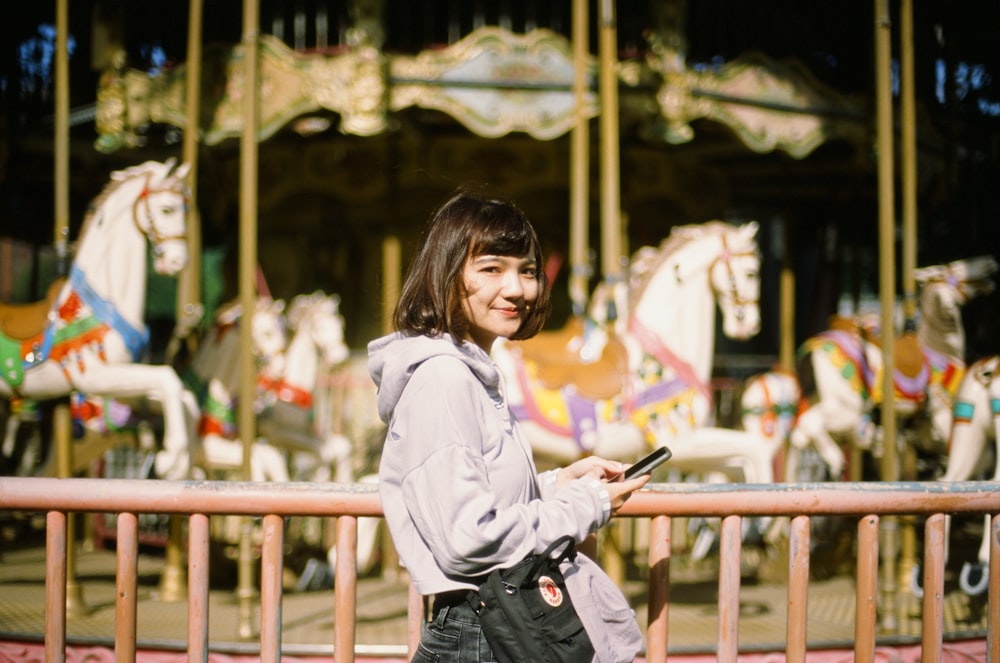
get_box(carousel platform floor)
[0,516,991,662]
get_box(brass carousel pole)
[874,0,900,634]
[54,0,88,618]
[568,0,591,317]
[897,0,919,599]
[598,0,623,287]
[237,0,261,640]
[779,222,795,373]
[159,0,205,605]
[598,0,626,587]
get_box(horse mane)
[628,220,739,308]
[73,161,182,247]
[73,175,129,247]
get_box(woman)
[369,189,648,662]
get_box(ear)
[738,221,760,244]
[914,265,945,285]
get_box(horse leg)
[71,364,193,480]
[251,439,289,483]
[959,452,998,596]
[789,406,845,480]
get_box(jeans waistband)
[431,589,477,617]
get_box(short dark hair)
[393,188,551,341]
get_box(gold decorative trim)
[94,24,866,159]
[645,44,868,158]
[390,27,598,140]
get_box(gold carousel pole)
[897,0,919,599]
[159,0,205,604]
[598,0,626,587]
[874,0,900,634]
[54,0,88,618]
[237,0,261,641]
[568,0,591,317]
[598,0,622,286]
[779,222,796,373]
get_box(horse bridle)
[132,172,189,253]
[709,234,759,323]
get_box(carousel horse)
[257,290,352,483]
[186,296,291,482]
[912,355,999,597]
[0,159,198,481]
[494,221,766,477]
[739,368,803,481]
[786,256,998,482]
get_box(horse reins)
[710,234,760,323]
[132,172,189,252]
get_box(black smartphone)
[622,446,672,479]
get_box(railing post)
[260,513,285,662]
[855,514,879,663]
[988,514,999,663]
[786,515,810,662]
[717,515,742,662]
[646,514,671,662]
[334,515,358,663]
[920,513,945,663]
[44,511,68,663]
[188,513,211,662]
[115,512,139,663]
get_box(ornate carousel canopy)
[94,16,867,160]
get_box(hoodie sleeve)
[388,356,609,578]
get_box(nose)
[501,269,525,298]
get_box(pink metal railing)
[1,477,997,663]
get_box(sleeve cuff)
[583,476,612,522]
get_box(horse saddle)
[826,314,925,379]
[512,316,630,401]
[0,278,65,341]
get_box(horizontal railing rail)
[0,477,997,663]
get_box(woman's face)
[461,253,539,351]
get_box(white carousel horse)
[0,159,199,481]
[257,290,352,483]
[252,292,382,584]
[739,369,802,481]
[494,221,767,480]
[185,296,290,482]
[786,256,998,482]
[910,355,999,597]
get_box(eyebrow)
[471,254,535,265]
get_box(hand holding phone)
[620,446,672,480]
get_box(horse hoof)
[154,449,190,481]
[909,563,924,599]
[959,562,988,596]
[296,558,334,592]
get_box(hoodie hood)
[368,332,500,423]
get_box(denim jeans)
[411,600,497,663]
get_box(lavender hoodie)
[368,332,644,662]
[368,332,610,594]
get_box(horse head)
[698,221,762,339]
[252,297,289,378]
[915,255,997,358]
[287,291,349,366]
[111,158,191,276]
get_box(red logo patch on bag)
[537,575,563,607]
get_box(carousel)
[0,0,997,656]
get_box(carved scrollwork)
[644,40,869,158]
[390,27,598,140]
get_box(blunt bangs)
[466,199,541,262]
